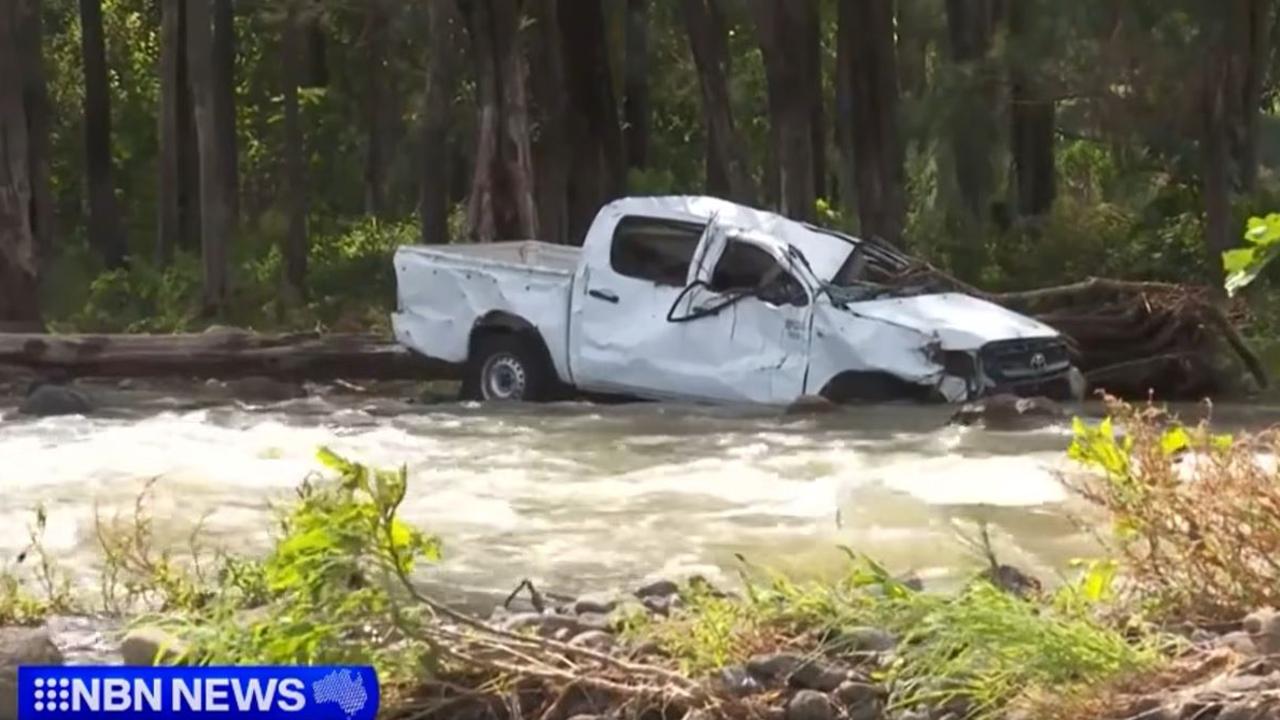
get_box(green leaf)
[1160,427,1190,456]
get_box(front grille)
[980,338,1071,382]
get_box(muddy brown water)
[2,391,1279,661]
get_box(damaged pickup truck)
[391,196,1080,405]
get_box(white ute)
[391,196,1078,405]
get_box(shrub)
[1066,397,1280,623]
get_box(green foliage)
[1224,214,1280,297]
[625,554,1159,719]
[1066,398,1279,622]
[142,449,440,680]
[0,507,76,626]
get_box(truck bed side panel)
[391,246,575,383]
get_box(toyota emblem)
[1029,352,1047,370]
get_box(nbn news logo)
[17,666,379,720]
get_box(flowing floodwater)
[4,391,1279,611]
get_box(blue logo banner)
[17,666,379,720]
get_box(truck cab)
[391,196,1077,406]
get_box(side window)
[610,217,705,286]
[709,241,807,306]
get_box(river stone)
[568,631,614,652]
[19,384,94,417]
[501,612,585,638]
[635,579,679,599]
[714,665,765,697]
[573,612,611,633]
[1219,631,1260,656]
[786,690,835,720]
[747,654,851,692]
[1244,608,1280,654]
[572,593,618,616]
[642,594,674,616]
[0,626,63,720]
[120,627,189,666]
[949,394,1067,431]
[834,681,883,720]
[840,626,896,654]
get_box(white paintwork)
[391,196,1072,406]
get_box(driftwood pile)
[855,238,1269,399]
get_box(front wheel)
[461,334,556,402]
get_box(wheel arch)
[468,312,561,382]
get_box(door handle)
[588,289,619,304]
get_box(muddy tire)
[461,334,556,402]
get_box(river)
[3,390,1277,609]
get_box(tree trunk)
[187,0,233,313]
[282,4,307,302]
[1202,56,1233,289]
[1008,0,1055,217]
[526,0,570,244]
[0,0,40,329]
[623,0,650,171]
[460,0,539,242]
[79,0,127,269]
[420,0,464,245]
[839,0,906,245]
[702,0,730,198]
[681,0,756,204]
[752,0,820,221]
[211,0,237,222]
[944,0,1000,225]
[18,0,53,269]
[363,0,390,216]
[157,0,199,265]
[1228,0,1271,193]
[558,0,626,240]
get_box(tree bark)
[839,0,906,246]
[460,0,539,242]
[0,0,40,328]
[558,0,626,240]
[624,0,650,171]
[1008,0,1055,217]
[752,0,819,221]
[157,0,199,265]
[526,0,570,244]
[211,0,237,222]
[1227,0,1271,193]
[420,0,464,245]
[79,0,127,269]
[18,0,53,269]
[0,331,455,381]
[282,3,307,302]
[187,0,233,313]
[1202,54,1233,290]
[681,0,756,204]
[363,0,390,216]
[944,0,1000,225]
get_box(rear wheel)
[461,334,556,402]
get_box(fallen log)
[0,329,459,382]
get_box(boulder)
[786,690,835,720]
[120,627,189,666]
[571,593,618,616]
[949,394,1067,431]
[714,665,766,697]
[839,626,896,654]
[18,384,94,417]
[635,579,679,599]
[0,626,63,720]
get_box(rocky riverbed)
[5,575,1280,720]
